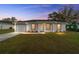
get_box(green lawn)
[0,29,14,34]
[0,32,79,54]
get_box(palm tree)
[58,5,79,22]
[48,5,79,22]
[11,17,17,22]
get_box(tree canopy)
[2,17,17,22]
[48,5,79,23]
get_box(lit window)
[46,24,51,30]
[67,26,69,28]
[71,26,73,28]
[38,24,44,31]
[57,24,61,32]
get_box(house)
[14,20,67,33]
[0,21,14,29]
[0,20,67,33]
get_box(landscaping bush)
[0,29,14,34]
[9,27,13,29]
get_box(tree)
[60,5,74,22]
[48,11,65,21]
[48,5,79,22]
[2,17,17,23]
[2,18,11,21]
[2,17,17,25]
[10,17,17,25]
[2,17,17,22]
[11,17,17,22]
[58,5,79,22]
[48,12,59,21]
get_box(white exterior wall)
[52,24,57,32]
[0,23,14,29]
[14,22,16,32]
[26,24,31,31]
[50,24,53,32]
[16,25,26,32]
[35,24,38,31]
[15,22,66,32]
[37,24,43,32]
[61,24,66,32]
[37,24,40,32]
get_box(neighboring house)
[15,20,67,32]
[0,21,14,29]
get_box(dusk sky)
[0,4,79,21]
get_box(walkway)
[18,32,45,34]
[0,32,45,41]
[0,32,20,41]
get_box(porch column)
[61,23,66,32]
[51,24,53,32]
[53,24,57,32]
[37,24,41,32]
[25,23,27,32]
[35,24,38,32]
[29,24,32,32]
[43,23,46,32]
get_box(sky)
[0,4,79,21]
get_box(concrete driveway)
[0,32,20,41]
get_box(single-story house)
[14,20,67,33]
[0,21,14,29]
[0,20,67,33]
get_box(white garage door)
[16,25,26,32]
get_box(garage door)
[16,25,26,32]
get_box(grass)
[0,29,14,34]
[0,32,79,53]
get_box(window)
[67,26,69,28]
[39,24,44,31]
[32,24,36,30]
[71,26,73,28]
[46,24,51,30]
[57,24,61,32]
